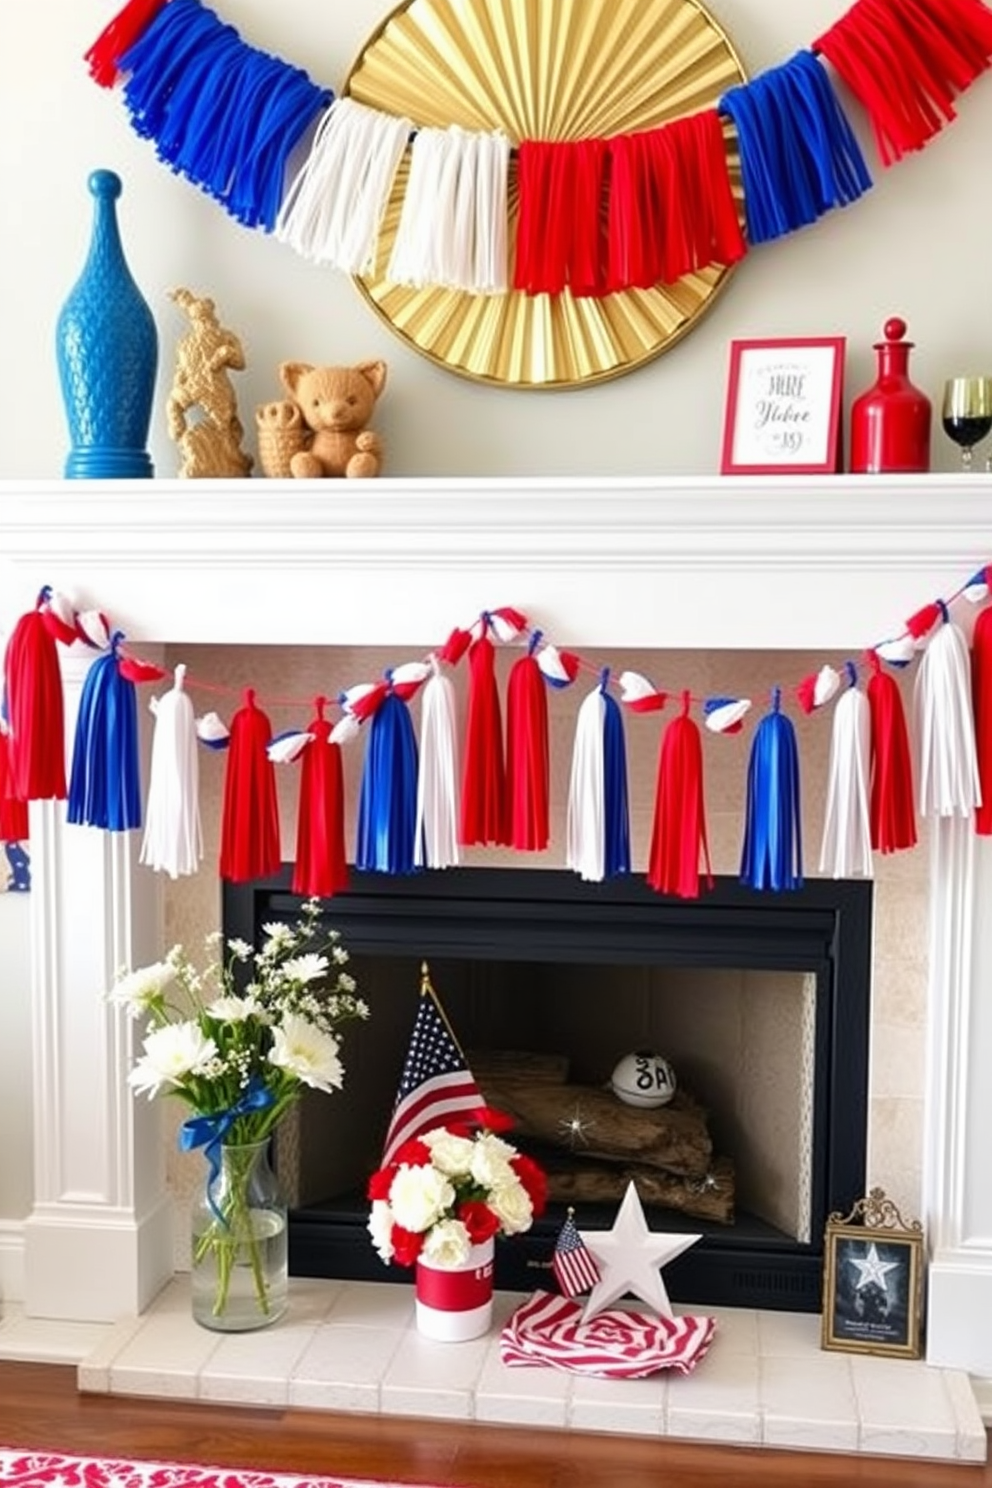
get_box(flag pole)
[419,959,469,1057]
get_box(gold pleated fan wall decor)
[346,0,747,389]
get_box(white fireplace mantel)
[2,474,992,1393]
[2,475,992,651]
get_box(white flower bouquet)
[366,1117,547,1270]
[111,897,368,1325]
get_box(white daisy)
[268,1013,343,1092]
[281,953,329,984]
[108,960,176,1018]
[128,1022,219,1098]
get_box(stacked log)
[470,1049,735,1225]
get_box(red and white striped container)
[415,1238,494,1341]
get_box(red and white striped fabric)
[500,1291,716,1378]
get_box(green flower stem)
[194,1144,270,1319]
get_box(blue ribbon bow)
[179,1077,275,1225]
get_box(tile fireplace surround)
[2,476,992,1464]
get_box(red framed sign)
[720,336,846,475]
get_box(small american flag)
[552,1208,601,1298]
[380,965,485,1166]
[501,1290,716,1378]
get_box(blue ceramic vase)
[56,170,158,479]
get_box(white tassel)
[914,620,982,817]
[475,132,510,293]
[388,127,450,288]
[387,126,508,293]
[275,97,411,274]
[819,687,872,878]
[140,664,202,879]
[414,661,460,869]
[566,687,606,882]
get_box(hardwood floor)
[0,1361,988,1488]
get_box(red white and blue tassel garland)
[912,603,980,818]
[566,671,630,883]
[219,689,281,883]
[415,657,460,870]
[67,632,142,832]
[740,687,803,892]
[292,697,348,897]
[140,663,203,878]
[355,678,420,874]
[865,651,917,853]
[647,691,713,900]
[505,632,550,852]
[819,664,872,878]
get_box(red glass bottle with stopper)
[850,317,931,473]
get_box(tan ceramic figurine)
[255,360,387,478]
[166,288,253,478]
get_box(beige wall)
[2,0,992,479]
[165,642,928,1232]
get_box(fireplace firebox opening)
[223,867,871,1314]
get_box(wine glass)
[942,376,992,470]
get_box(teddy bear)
[255,359,387,479]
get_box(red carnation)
[458,1200,501,1244]
[390,1224,425,1267]
[391,1137,432,1167]
[367,1166,396,1201]
[511,1153,548,1216]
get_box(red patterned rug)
[0,1447,432,1488]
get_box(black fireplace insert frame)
[224,866,872,1314]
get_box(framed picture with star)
[821,1189,924,1359]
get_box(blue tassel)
[67,636,142,832]
[119,0,332,231]
[356,689,420,874]
[720,50,872,246]
[739,687,803,892]
[601,677,631,879]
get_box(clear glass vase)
[190,1140,288,1332]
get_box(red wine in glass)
[942,378,992,470]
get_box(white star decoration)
[849,1241,900,1294]
[579,1180,701,1322]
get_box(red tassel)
[505,645,549,852]
[570,139,609,297]
[905,600,942,640]
[972,608,992,834]
[219,689,281,883]
[437,627,472,666]
[815,0,992,164]
[3,595,67,802]
[796,675,819,715]
[459,633,508,847]
[866,653,917,853]
[646,692,713,900]
[84,0,169,87]
[513,141,604,296]
[292,699,349,897]
[606,132,660,291]
[0,728,29,842]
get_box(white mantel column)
[23,648,173,1322]
[924,819,992,1386]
